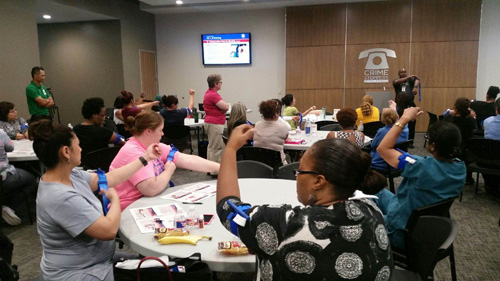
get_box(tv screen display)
[202,33,251,65]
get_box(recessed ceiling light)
[43,15,51,19]
[176,0,183,4]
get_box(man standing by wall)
[393,68,420,148]
[26,66,54,123]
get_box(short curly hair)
[0,101,14,122]
[162,95,179,108]
[336,108,357,129]
[207,74,222,88]
[259,100,281,119]
[454,97,471,117]
[81,97,105,119]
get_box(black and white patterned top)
[217,196,393,281]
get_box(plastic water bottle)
[305,120,311,136]
[311,121,317,137]
[321,106,326,120]
[174,211,186,230]
[186,206,199,229]
[358,120,364,132]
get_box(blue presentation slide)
[202,33,251,65]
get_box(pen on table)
[183,202,203,205]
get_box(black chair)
[363,121,384,138]
[162,124,193,154]
[84,146,122,172]
[392,197,458,281]
[276,162,299,180]
[325,111,333,115]
[424,111,439,148]
[390,216,458,281]
[372,140,412,193]
[240,147,283,169]
[315,120,338,131]
[103,118,118,133]
[237,160,274,179]
[105,108,115,120]
[465,138,500,195]
[319,124,341,131]
[116,123,132,139]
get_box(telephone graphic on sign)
[358,48,396,69]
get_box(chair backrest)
[406,196,456,233]
[84,146,122,172]
[237,160,274,179]
[465,138,500,166]
[103,118,118,133]
[241,146,283,168]
[319,124,341,131]
[409,216,458,280]
[363,121,384,138]
[315,120,338,130]
[276,162,299,180]
[198,103,205,111]
[105,108,115,120]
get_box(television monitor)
[201,33,251,65]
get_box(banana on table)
[157,235,212,245]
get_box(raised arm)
[217,125,255,203]
[187,89,195,112]
[302,106,317,116]
[377,107,423,168]
[137,101,159,110]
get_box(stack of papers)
[130,203,180,233]
[161,183,216,203]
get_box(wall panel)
[346,1,412,44]
[411,42,479,88]
[286,46,345,89]
[412,0,481,42]
[286,5,346,47]
[290,89,344,113]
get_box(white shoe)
[2,206,21,226]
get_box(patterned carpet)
[3,133,499,280]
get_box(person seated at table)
[29,119,162,280]
[110,110,220,211]
[120,90,159,120]
[0,102,29,140]
[253,99,290,165]
[227,102,252,136]
[159,89,195,126]
[443,97,476,184]
[373,107,465,250]
[281,94,318,130]
[73,97,126,165]
[481,99,500,194]
[370,108,408,170]
[217,125,392,280]
[327,108,365,146]
[356,95,380,126]
[0,129,37,225]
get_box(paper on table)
[161,183,216,203]
[130,203,181,233]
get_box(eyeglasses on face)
[293,169,321,177]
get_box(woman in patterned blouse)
[0,102,29,140]
[217,125,393,281]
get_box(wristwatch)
[395,121,405,129]
[139,156,148,166]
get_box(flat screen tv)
[201,33,251,65]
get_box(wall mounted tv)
[201,33,251,65]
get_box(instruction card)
[161,183,216,203]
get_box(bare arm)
[136,162,177,197]
[83,187,121,240]
[377,107,423,168]
[175,153,220,173]
[115,109,123,121]
[88,143,162,191]
[216,100,230,113]
[136,101,159,110]
[392,75,412,86]
[108,132,125,146]
[217,125,254,203]
[302,106,317,116]
[34,96,54,108]
[187,89,195,113]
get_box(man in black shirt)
[470,86,499,128]
[393,68,420,148]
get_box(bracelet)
[395,121,405,129]
[138,156,148,166]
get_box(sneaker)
[2,206,21,226]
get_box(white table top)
[284,130,372,151]
[119,178,299,272]
[6,140,38,161]
[184,118,205,127]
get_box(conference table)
[6,139,38,162]
[119,178,299,272]
[284,130,372,151]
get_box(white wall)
[476,0,500,100]
[156,8,286,122]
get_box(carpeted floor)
[3,132,500,280]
